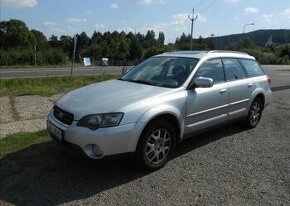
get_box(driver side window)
[194,58,224,84]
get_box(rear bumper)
[265,89,272,107]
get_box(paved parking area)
[0,65,289,205]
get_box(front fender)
[124,105,184,153]
[137,104,185,138]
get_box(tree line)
[0,19,289,66]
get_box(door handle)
[220,89,227,94]
[248,83,254,88]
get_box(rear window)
[240,59,264,77]
[223,58,246,81]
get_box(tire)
[244,97,263,128]
[135,119,176,170]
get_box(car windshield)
[121,57,199,88]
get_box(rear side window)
[223,58,246,81]
[194,58,224,83]
[240,59,264,77]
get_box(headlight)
[77,113,123,130]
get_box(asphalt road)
[0,66,126,79]
[0,66,290,205]
[0,65,289,79]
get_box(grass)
[0,130,49,159]
[0,74,120,97]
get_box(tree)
[128,36,143,60]
[91,31,103,45]
[75,32,90,61]
[239,38,253,49]
[31,29,47,49]
[144,30,156,48]
[77,32,90,50]
[175,33,190,50]
[279,45,290,58]
[157,32,165,46]
[48,35,59,48]
[103,31,112,44]
[0,19,35,49]
[81,44,103,60]
[206,34,215,50]
[118,35,129,60]
[195,36,207,49]
[135,32,145,44]
[60,35,73,54]
[126,31,135,40]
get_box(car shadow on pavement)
[0,122,245,206]
[271,85,290,92]
[174,122,245,158]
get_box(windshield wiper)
[127,79,155,86]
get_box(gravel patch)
[0,119,47,138]
[14,96,56,120]
[0,96,13,123]
[0,94,62,138]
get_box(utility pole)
[188,8,198,51]
[34,44,37,67]
[70,35,77,81]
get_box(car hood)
[56,79,175,120]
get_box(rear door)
[222,58,254,120]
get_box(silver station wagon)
[47,50,272,170]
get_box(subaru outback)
[47,50,272,170]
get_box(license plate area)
[47,121,63,141]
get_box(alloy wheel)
[249,100,261,125]
[145,128,171,165]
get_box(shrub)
[0,49,67,66]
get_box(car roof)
[155,50,255,60]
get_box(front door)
[184,58,229,134]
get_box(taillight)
[266,75,271,84]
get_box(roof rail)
[207,50,249,55]
[164,50,207,54]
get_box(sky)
[1,0,290,43]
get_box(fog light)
[92,145,103,157]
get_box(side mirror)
[193,77,214,88]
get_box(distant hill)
[211,29,290,48]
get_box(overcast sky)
[2,0,290,43]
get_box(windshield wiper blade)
[128,80,155,86]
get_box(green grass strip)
[0,74,120,97]
[0,130,50,159]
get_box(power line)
[197,0,218,14]
[195,0,212,11]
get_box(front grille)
[53,106,74,125]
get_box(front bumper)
[47,111,145,159]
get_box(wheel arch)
[136,105,183,147]
[141,113,181,144]
[246,89,266,115]
[255,93,265,110]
